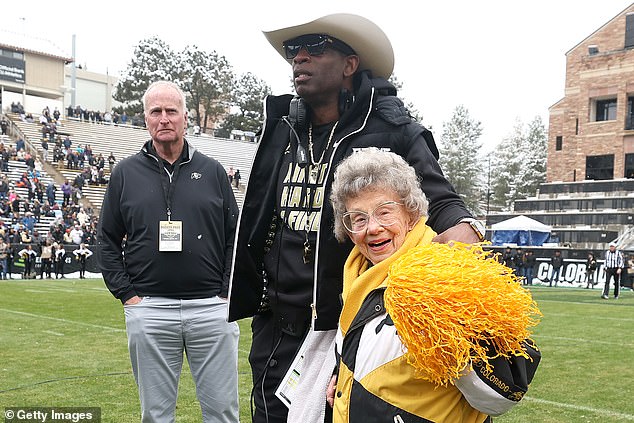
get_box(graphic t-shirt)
[263,122,337,315]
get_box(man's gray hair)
[330,147,428,242]
[142,80,187,113]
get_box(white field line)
[524,397,634,420]
[0,308,125,333]
[536,334,634,347]
[43,330,65,336]
[545,312,634,323]
[537,298,634,307]
[24,288,78,294]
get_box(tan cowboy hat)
[263,13,394,79]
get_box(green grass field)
[1,279,633,422]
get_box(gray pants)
[124,296,239,423]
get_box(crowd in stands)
[27,105,111,186]
[66,104,145,127]
[0,125,99,279]
[10,102,34,123]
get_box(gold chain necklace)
[308,121,339,183]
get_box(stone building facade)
[548,3,634,182]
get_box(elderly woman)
[327,148,540,423]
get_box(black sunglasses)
[283,34,356,59]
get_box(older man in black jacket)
[98,81,239,423]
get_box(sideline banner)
[9,243,98,277]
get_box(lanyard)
[157,158,182,222]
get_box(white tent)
[491,215,552,246]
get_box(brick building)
[548,3,634,182]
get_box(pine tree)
[490,117,547,209]
[439,105,484,215]
[517,116,547,198]
[177,45,234,133]
[113,37,178,116]
[216,72,271,138]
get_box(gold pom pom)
[384,242,541,387]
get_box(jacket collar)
[141,139,196,166]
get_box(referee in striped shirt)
[602,242,625,299]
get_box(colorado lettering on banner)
[534,259,608,284]
[0,56,26,84]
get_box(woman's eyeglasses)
[283,34,356,59]
[342,201,404,233]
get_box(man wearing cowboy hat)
[227,13,483,422]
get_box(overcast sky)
[4,1,634,151]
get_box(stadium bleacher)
[9,114,257,211]
[0,136,65,238]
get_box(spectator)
[54,243,66,279]
[24,153,35,171]
[96,153,105,170]
[46,182,57,206]
[523,250,536,285]
[31,229,44,246]
[233,168,241,188]
[84,144,93,161]
[32,199,42,222]
[0,238,8,280]
[107,152,116,173]
[550,250,564,287]
[40,241,53,279]
[77,207,89,226]
[19,226,32,244]
[0,118,8,135]
[227,166,235,185]
[18,244,37,279]
[16,138,25,151]
[72,242,93,279]
[5,242,14,278]
[514,247,524,279]
[0,176,8,200]
[69,225,83,245]
[502,246,514,268]
[61,179,72,206]
[11,193,21,219]
[48,121,57,141]
[73,172,85,193]
[41,138,49,162]
[22,212,36,233]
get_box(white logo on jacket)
[190,172,202,180]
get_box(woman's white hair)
[330,147,428,242]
